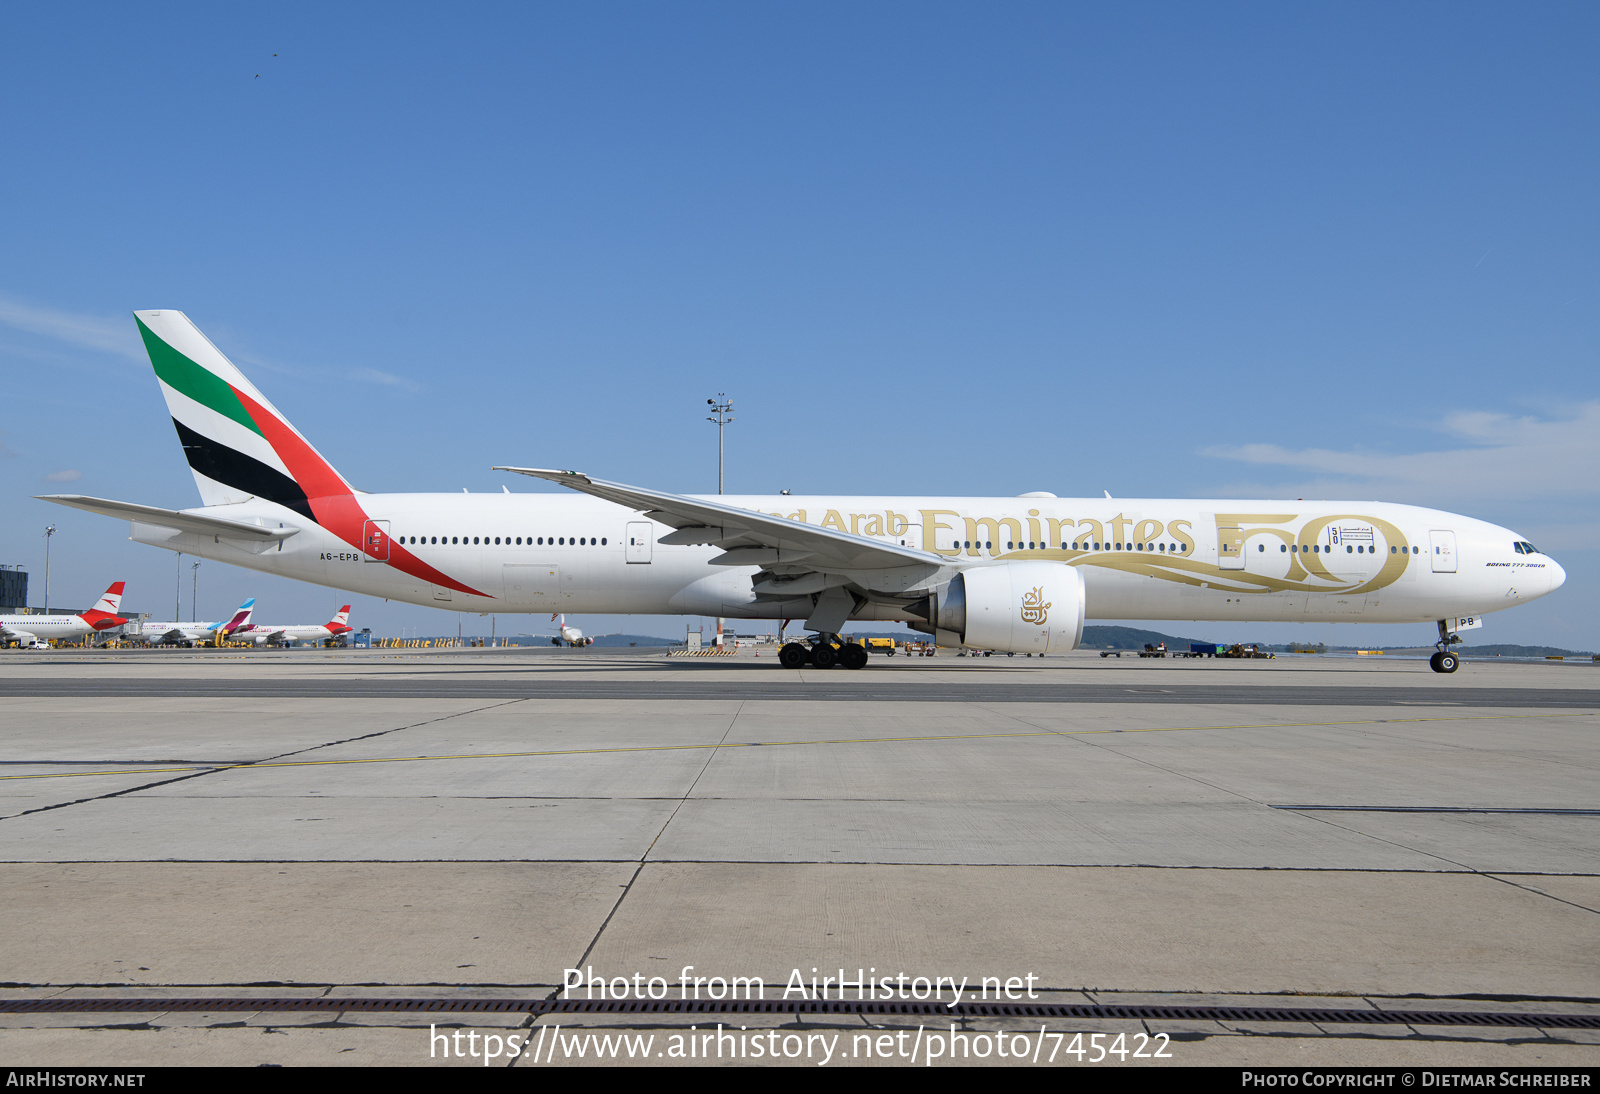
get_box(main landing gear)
[1429,619,1461,674]
[778,635,869,670]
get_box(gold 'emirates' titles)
[756,507,1196,556]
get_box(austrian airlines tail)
[327,606,352,634]
[80,582,127,629]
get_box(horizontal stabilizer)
[37,495,299,542]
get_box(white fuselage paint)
[141,621,220,644]
[127,493,1565,626]
[0,614,100,643]
[237,623,342,646]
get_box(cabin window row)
[1263,544,1421,554]
[397,536,608,546]
[1063,541,1187,552]
[953,541,1191,552]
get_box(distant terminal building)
[0,566,26,613]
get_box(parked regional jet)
[233,606,353,647]
[0,583,128,648]
[142,598,255,646]
[40,311,1567,673]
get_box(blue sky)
[2,3,1595,647]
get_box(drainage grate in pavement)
[0,998,1595,1028]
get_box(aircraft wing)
[492,468,944,572]
[0,624,38,641]
[36,495,299,542]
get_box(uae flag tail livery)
[135,310,480,596]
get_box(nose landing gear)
[1430,620,1462,673]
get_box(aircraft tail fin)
[91,582,124,614]
[217,598,256,634]
[80,582,128,630]
[134,310,355,517]
[328,605,352,633]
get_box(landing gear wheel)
[778,642,809,669]
[840,644,869,670]
[1436,651,1460,673]
[811,643,838,669]
[1428,652,1442,672]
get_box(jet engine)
[926,562,1085,654]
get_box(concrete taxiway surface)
[0,646,1596,1066]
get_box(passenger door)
[1430,530,1458,573]
[362,520,390,562]
[1218,525,1245,570]
[626,522,653,564]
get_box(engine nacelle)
[933,562,1085,654]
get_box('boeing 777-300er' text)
[41,311,1565,672]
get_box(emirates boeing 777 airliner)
[41,311,1564,672]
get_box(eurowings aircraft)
[0,583,128,648]
[142,598,255,646]
[233,605,353,647]
[41,311,1566,673]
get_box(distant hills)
[1080,625,1212,650]
[1453,643,1594,658]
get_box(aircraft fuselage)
[127,492,1562,626]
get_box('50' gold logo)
[1020,586,1051,626]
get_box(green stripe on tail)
[136,317,263,437]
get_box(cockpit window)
[1514,542,1525,554]
[1514,541,1540,555]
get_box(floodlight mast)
[706,395,735,646]
[41,527,55,614]
[706,395,734,495]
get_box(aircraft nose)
[1548,556,1567,593]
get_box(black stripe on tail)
[172,418,316,523]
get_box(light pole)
[42,525,55,614]
[191,561,201,621]
[175,553,182,620]
[706,394,734,495]
[706,395,734,645]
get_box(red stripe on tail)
[230,386,489,598]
